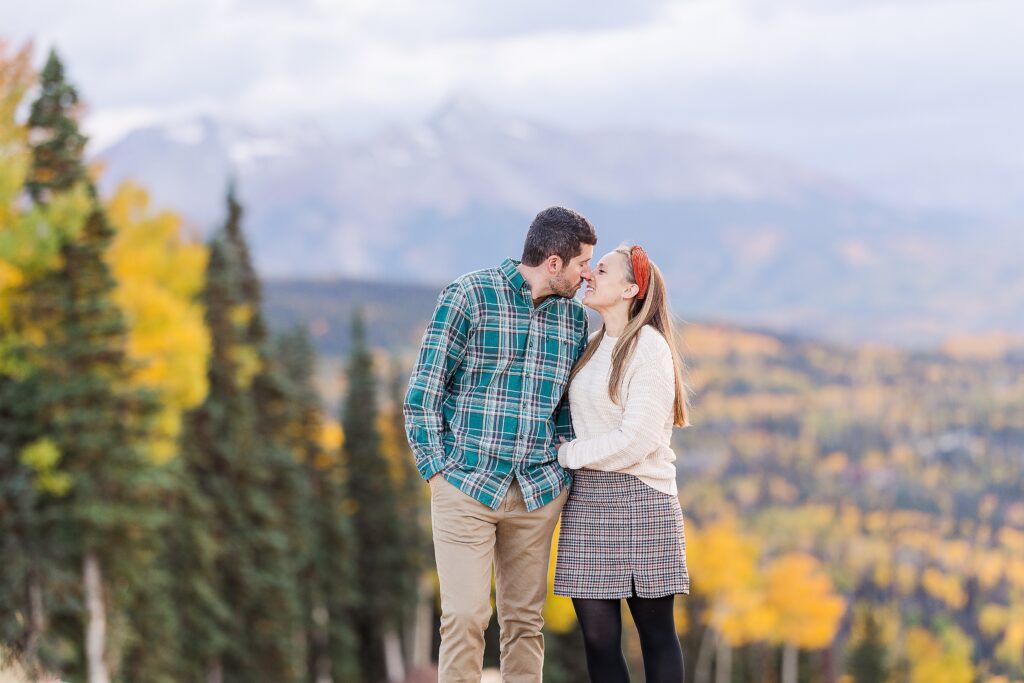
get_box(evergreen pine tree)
[847,609,888,683]
[0,371,60,671]
[171,238,240,683]
[386,368,432,667]
[273,327,360,682]
[16,50,170,681]
[341,311,405,682]
[25,49,88,204]
[174,186,304,683]
[25,208,165,683]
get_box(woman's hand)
[557,436,573,468]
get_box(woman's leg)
[571,598,631,683]
[625,595,684,683]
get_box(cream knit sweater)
[557,325,679,495]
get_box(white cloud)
[3,0,1022,215]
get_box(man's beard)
[548,273,580,298]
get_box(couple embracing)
[404,207,690,683]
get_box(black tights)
[572,595,684,682]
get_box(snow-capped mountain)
[94,96,1021,345]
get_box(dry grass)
[0,651,28,683]
[0,649,61,683]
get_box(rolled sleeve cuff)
[557,441,575,469]
[416,453,446,481]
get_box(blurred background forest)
[2,5,1024,681]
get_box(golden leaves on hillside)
[941,332,1024,361]
[763,553,846,649]
[680,324,782,360]
[687,519,845,651]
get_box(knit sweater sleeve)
[557,334,675,471]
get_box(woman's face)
[582,250,634,310]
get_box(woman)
[554,244,690,683]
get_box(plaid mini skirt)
[554,469,689,599]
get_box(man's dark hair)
[520,206,597,267]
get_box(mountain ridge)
[95,97,1021,345]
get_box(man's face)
[548,244,594,298]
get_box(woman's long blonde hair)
[568,245,690,427]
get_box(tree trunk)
[83,551,110,683]
[695,627,715,683]
[408,574,434,670]
[782,643,798,683]
[206,658,223,683]
[24,569,46,663]
[383,627,405,683]
[714,634,732,683]
[313,603,332,683]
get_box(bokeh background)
[2,1,1023,681]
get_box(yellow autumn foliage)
[895,563,917,595]
[904,626,974,683]
[998,527,1024,555]
[973,549,1005,591]
[941,332,1024,361]
[763,553,845,649]
[921,568,967,610]
[321,419,344,452]
[545,523,576,634]
[0,41,32,226]
[687,518,775,645]
[0,44,96,372]
[19,437,72,497]
[105,182,209,462]
[978,603,1009,636]
[681,324,782,359]
[995,603,1024,667]
[1006,559,1024,591]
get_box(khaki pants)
[431,476,567,683]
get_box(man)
[405,206,596,682]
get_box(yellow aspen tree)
[763,552,846,683]
[687,518,774,683]
[104,182,209,462]
[904,626,974,683]
[544,522,577,635]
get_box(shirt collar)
[500,257,529,294]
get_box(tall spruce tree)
[340,311,405,683]
[27,208,164,683]
[272,327,359,683]
[172,238,236,683]
[25,49,88,203]
[15,47,170,683]
[174,186,304,683]
[386,368,431,668]
[847,609,889,683]
[0,371,59,672]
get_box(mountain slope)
[96,97,1021,345]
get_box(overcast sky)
[4,0,1022,217]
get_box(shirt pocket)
[540,333,575,387]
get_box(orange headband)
[630,246,650,299]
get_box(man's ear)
[546,254,563,274]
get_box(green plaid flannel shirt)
[404,258,589,512]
